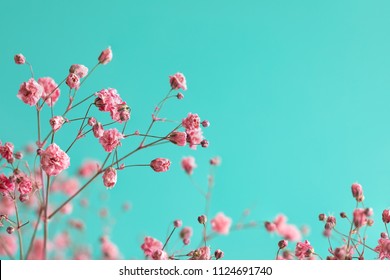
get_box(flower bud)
[198,215,207,224]
[174,220,182,228]
[214,249,224,260]
[6,226,14,234]
[201,120,210,128]
[278,240,288,249]
[98,47,113,65]
[14,54,26,65]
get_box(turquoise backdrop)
[1,0,390,259]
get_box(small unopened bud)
[88,117,97,126]
[367,219,374,226]
[183,238,190,245]
[318,213,326,221]
[198,215,207,224]
[177,93,184,99]
[6,226,14,234]
[201,120,210,128]
[365,208,373,216]
[278,240,288,249]
[15,152,23,160]
[214,249,224,260]
[340,212,347,218]
[19,194,30,203]
[37,148,43,156]
[14,54,26,65]
[381,232,388,239]
[201,139,209,148]
[174,219,182,228]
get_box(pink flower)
[331,245,353,260]
[0,174,14,194]
[60,202,73,215]
[141,237,163,257]
[211,212,232,235]
[201,120,210,128]
[49,116,65,132]
[210,156,222,166]
[62,179,79,195]
[98,47,113,64]
[150,158,171,172]
[374,238,390,260]
[214,249,224,260]
[27,239,45,260]
[40,143,70,176]
[69,64,89,78]
[181,156,196,175]
[78,160,100,177]
[101,236,120,260]
[54,232,71,250]
[95,88,122,112]
[295,240,314,260]
[382,209,390,224]
[182,113,200,130]
[189,246,211,260]
[174,220,182,228]
[278,224,301,242]
[152,249,169,260]
[353,208,369,228]
[14,54,26,64]
[93,122,104,138]
[186,128,203,149]
[116,103,131,122]
[38,77,60,106]
[66,73,80,89]
[17,78,43,106]
[351,182,363,201]
[88,117,97,126]
[168,131,187,146]
[16,173,33,195]
[169,72,187,90]
[103,167,117,189]
[99,129,123,152]
[264,221,277,232]
[0,142,14,162]
[0,234,17,256]
[180,227,193,240]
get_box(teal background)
[1,0,390,259]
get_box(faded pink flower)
[78,160,100,177]
[181,156,196,175]
[278,224,301,242]
[60,202,73,214]
[101,236,120,260]
[98,47,113,64]
[182,113,200,130]
[351,182,363,201]
[152,249,169,260]
[210,156,222,166]
[27,239,45,260]
[150,158,170,172]
[69,64,89,78]
[14,54,25,65]
[17,78,43,106]
[38,77,60,106]
[40,143,70,176]
[0,174,14,194]
[49,116,65,132]
[141,237,163,257]
[174,220,182,228]
[16,173,33,195]
[264,221,277,232]
[168,131,187,146]
[211,212,232,235]
[54,232,71,250]
[103,167,117,189]
[353,208,369,228]
[186,128,203,149]
[374,238,390,260]
[62,178,79,195]
[295,240,314,260]
[169,72,187,90]
[189,246,211,260]
[93,122,104,138]
[74,249,91,260]
[0,142,14,162]
[66,73,80,89]
[0,234,17,256]
[331,245,354,260]
[180,227,193,240]
[99,128,124,152]
[0,195,15,215]
[382,209,390,224]
[115,103,131,122]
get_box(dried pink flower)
[78,160,100,177]
[214,249,224,260]
[17,78,43,106]
[152,249,169,260]
[374,238,390,260]
[181,156,196,175]
[182,113,200,130]
[93,122,104,138]
[150,158,171,172]
[187,128,203,149]
[69,64,89,78]
[16,173,33,195]
[351,182,364,201]
[49,116,65,132]
[14,54,25,65]
[295,240,314,260]
[99,128,124,152]
[189,246,210,260]
[98,47,113,64]
[0,174,14,195]
[168,131,187,146]
[141,237,163,257]
[40,143,70,176]
[0,142,14,162]
[382,209,390,224]
[353,208,369,228]
[103,167,117,189]
[211,212,232,235]
[38,77,60,106]
[180,227,193,240]
[66,73,80,89]
[169,72,187,91]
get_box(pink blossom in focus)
[38,77,60,106]
[141,237,163,257]
[169,72,187,90]
[189,246,211,260]
[40,143,70,176]
[78,160,100,177]
[95,88,122,112]
[17,78,43,106]
[69,64,89,78]
[150,158,170,172]
[98,47,113,64]
[49,116,65,132]
[0,142,14,162]
[16,173,33,195]
[88,117,97,126]
[186,128,203,149]
[168,131,187,146]
[0,234,17,256]
[382,209,390,223]
[93,122,104,138]
[211,212,232,235]
[99,129,124,152]
[182,113,200,130]
[103,167,117,189]
[374,238,390,260]
[181,156,196,175]
[152,249,169,260]
[295,240,314,260]
[351,182,364,201]
[66,73,80,89]
[14,54,25,64]
[0,174,15,194]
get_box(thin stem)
[333,228,376,252]
[346,202,358,253]
[36,108,41,145]
[25,207,43,260]
[275,248,281,260]
[14,200,24,260]
[122,164,150,168]
[162,227,176,251]
[26,62,34,78]
[385,223,389,237]
[43,175,51,259]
